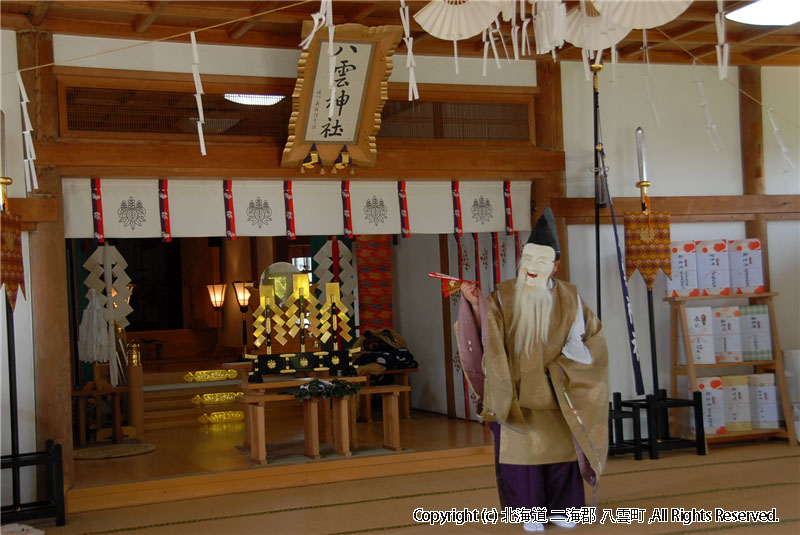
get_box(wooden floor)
[32,441,800,535]
[73,409,492,487]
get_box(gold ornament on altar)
[184,369,238,383]
[190,392,243,406]
[198,410,245,424]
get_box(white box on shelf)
[740,305,773,361]
[679,307,715,365]
[691,376,726,435]
[748,373,780,429]
[712,306,743,363]
[728,238,765,295]
[696,240,731,296]
[721,375,751,431]
[669,241,699,297]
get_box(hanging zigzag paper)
[84,245,133,326]
[312,239,356,316]
[318,282,352,344]
[623,211,672,290]
[252,282,273,349]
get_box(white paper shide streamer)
[16,71,38,192]
[714,0,729,80]
[399,1,419,101]
[190,32,206,155]
[692,61,723,152]
[767,108,798,170]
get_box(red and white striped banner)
[284,181,296,239]
[91,177,104,243]
[158,179,172,242]
[223,180,236,240]
[341,181,353,239]
[491,232,501,288]
[451,181,463,237]
[503,180,515,235]
[398,181,410,237]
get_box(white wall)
[53,35,536,86]
[392,234,448,415]
[563,61,743,198]
[1,30,38,505]
[562,61,800,400]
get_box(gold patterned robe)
[459,279,609,480]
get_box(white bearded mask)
[511,243,556,353]
[518,243,556,289]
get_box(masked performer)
[456,208,608,532]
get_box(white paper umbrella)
[593,0,691,30]
[414,0,501,41]
[565,5,631,50]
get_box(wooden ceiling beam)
[690,24,793,59]
[747,45,800,62]
[227,2,282,40]
[134,1,169,34]
[27,1,50,27]
[348,4,378,23]
[1,12,301,48]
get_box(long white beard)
[510,272,554,356]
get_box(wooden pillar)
[17,30,74,491]
[739,65,770,290]
[438,235,456,418]
[533,60,568,279]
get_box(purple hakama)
[490,422,585,511]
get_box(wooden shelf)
[664,292,777,303]
[706,429,787,443]
[668,291,797,450]
[674,361,775,374]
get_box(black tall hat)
[527,207,560,260]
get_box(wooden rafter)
[0,1,798,65]
[748,45,800,62]
[133,1,169,34]
[227,1,281,40]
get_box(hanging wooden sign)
[281,22,403,169]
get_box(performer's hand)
[459,282,481,308]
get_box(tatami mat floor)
[24,441,800,535]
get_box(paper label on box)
[713,307,743,362]
[741,307,772,361]
[669,242,699,297]
[692,377,726,435]
[686,307,714,335]
[728,239,765,294]
[696,240,731,295]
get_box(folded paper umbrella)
[592,0,691,29]
[414,0,501,41]
[564,2,631,51]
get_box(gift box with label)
[712,306,743,363]
[669,241,699,297]
[721,375,751,431]
[696,240,731,296]
[740,305,773,361]
[678,306,715,365]
[728,238,765,294]
[691,376,726,435]
[748,373,780,429]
